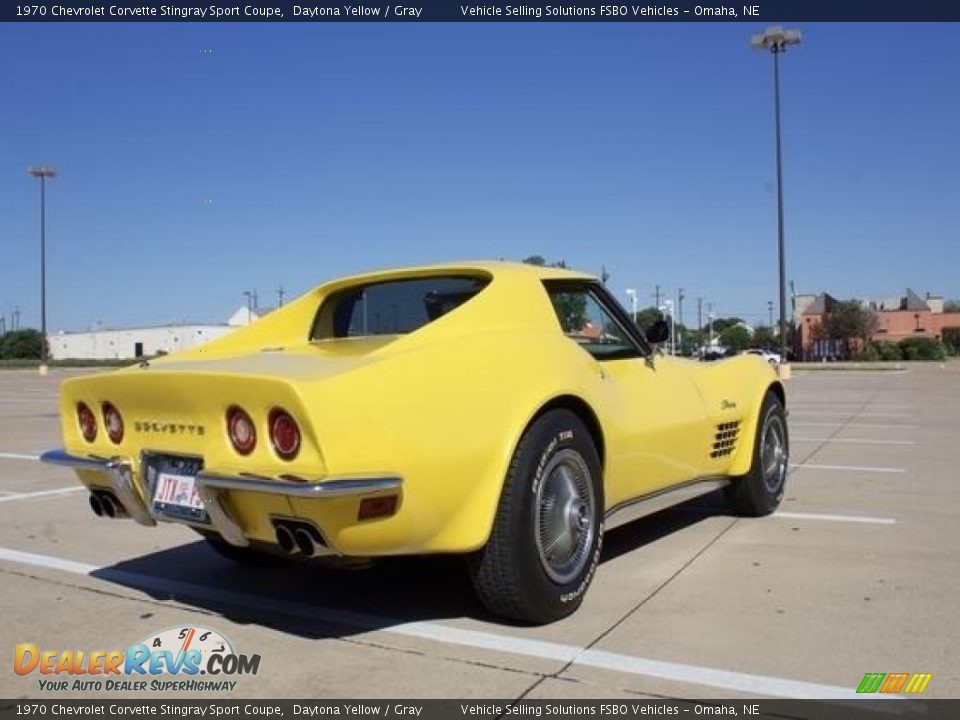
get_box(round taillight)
[269,408,301,461]
[102,402,124,444]
[227,406,256,455]
[77,403,97,443]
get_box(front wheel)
[469,409,604,624]
[725,391,789,516]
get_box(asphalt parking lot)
[1,363,958,700]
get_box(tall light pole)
[625,288,638,323]
[751,25,801,365]
[662,300,675,355]
[27,165,56,373]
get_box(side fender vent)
[711,420,741,459]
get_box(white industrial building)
[47,306,270,361]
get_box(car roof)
[318,260,597,288]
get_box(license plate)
[154,473,204,510]
[145,454,208,524]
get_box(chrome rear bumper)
[41,449,403,548]
[40,449,156,527]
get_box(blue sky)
[1,23,958,331]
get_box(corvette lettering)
[133,421,205,436]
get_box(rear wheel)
[726,392,788,516]
[469,409,603,624]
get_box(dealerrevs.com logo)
[14,626,261,692]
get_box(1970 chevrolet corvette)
[43,262,788,623]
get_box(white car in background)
[743,348,781,364]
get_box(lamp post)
[27,165,57,374]
[662,300,675,355]
[625,288,638,323]
[751,25,801,366]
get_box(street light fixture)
[625,288,638,323]
[27,165,57,374]
[661,300,675,355]
[751,25,801,365]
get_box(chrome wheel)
[760,412,788,494]
[535,449,597,584]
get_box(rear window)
[310,275,490,340]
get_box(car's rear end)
[43,354,403,557]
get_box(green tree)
[634,306,664,333]
[523,255,584,330]
[719,325,752,353]
[752,325,776,349]
[942,328,960,355]
[711,317,744,334]
[820,301,878,344]
[0,329,45,359]
[898,337,947,361]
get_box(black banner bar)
[3,0,960,23]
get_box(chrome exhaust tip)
[293,528,316,557]
[275,524,297,554]
[100,494,117,518]
[88,493,104,517]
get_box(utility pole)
[13,307,21,331]
[768,300,774,328]
[677,288,684,352]
[697,297,703,331]
[252,290,259,311]
[243,291,253,325]
[0,316,5,336]
[652,285,661,309]
[277,285,285,308]
[707,303,715,348]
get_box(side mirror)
[646,319,670,345]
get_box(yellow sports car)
[43,262,788,623]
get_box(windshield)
[310,275,490,340]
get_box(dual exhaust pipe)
[274,519,326,557]
[88,490,129,519]
[88,491,323,557]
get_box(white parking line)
[0,397,58,403]
[790,463,906,474]
[0,487,84,503]
[788,404,910,410]
[788,412,911,418]
[791,437,916,446]
[790,422,916,430]
[774,512,896,525]
[0,452,41,461]
[0,546,863,700]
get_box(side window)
[547,286,641,360]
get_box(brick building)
[795,289,960,361]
